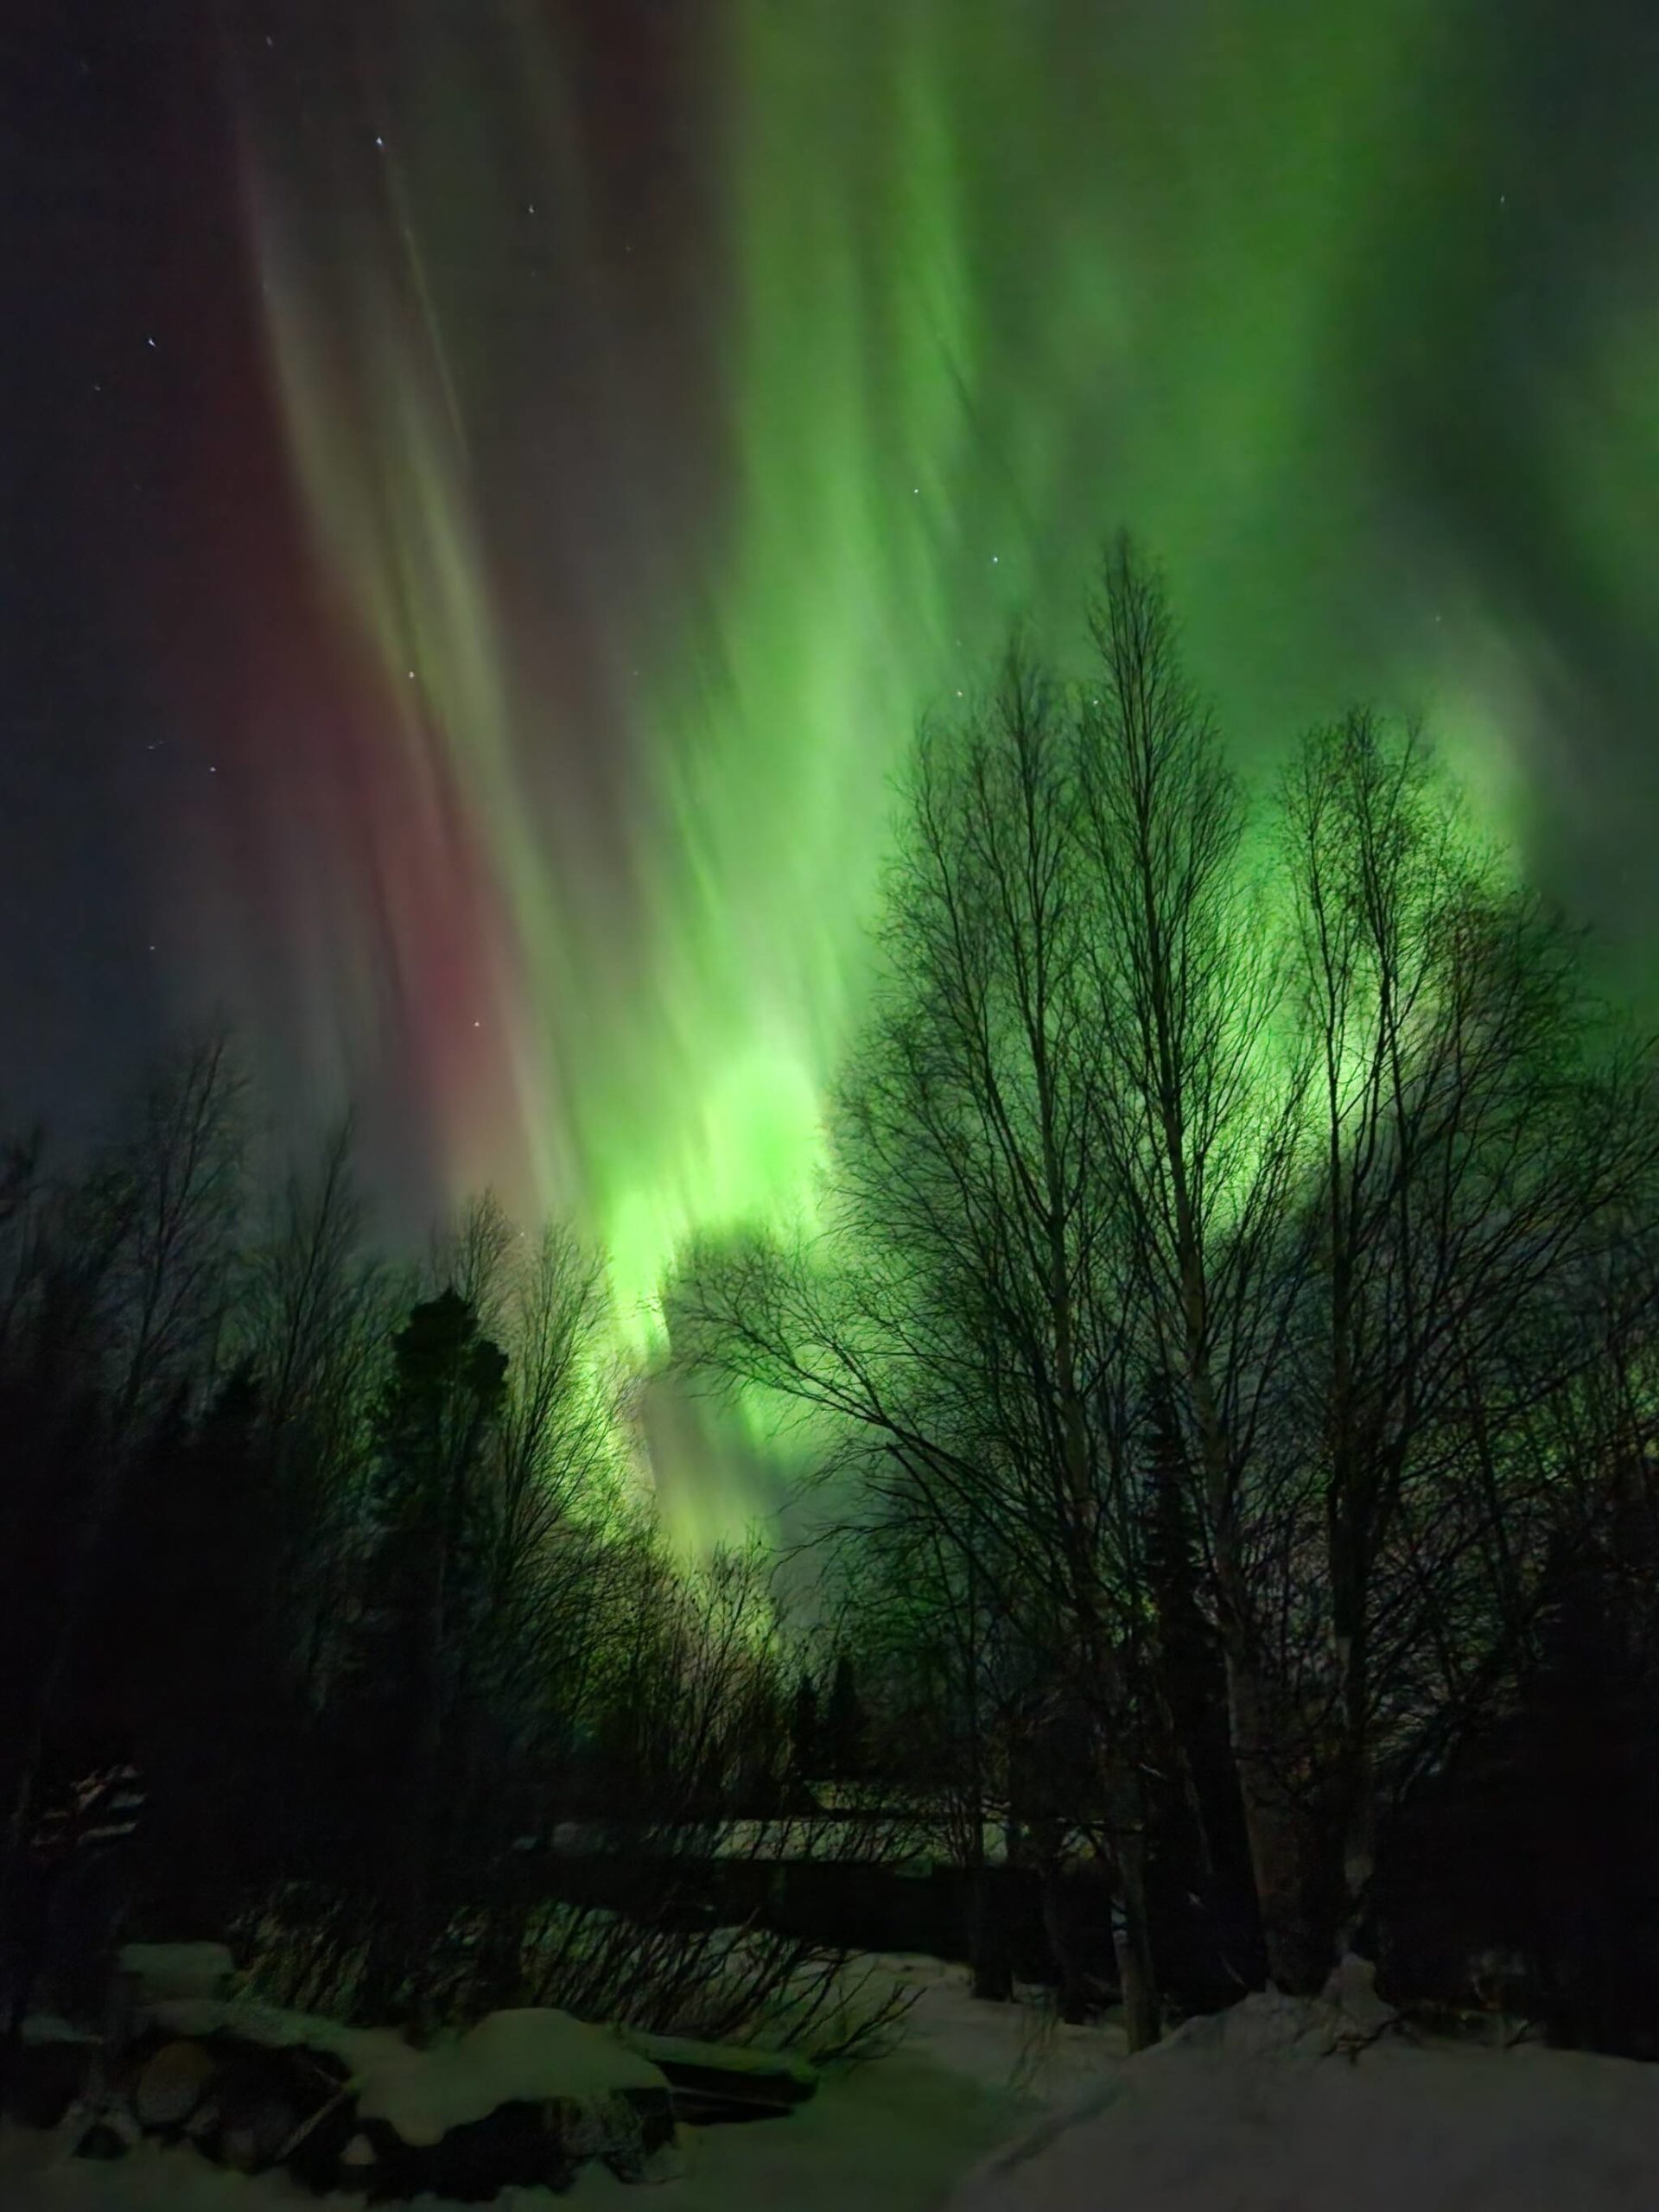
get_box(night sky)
[6,0,1659,1319]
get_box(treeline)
[0,1077,880,2047]
[676,537,1659,2055]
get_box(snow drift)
[947,1978,1659,2212]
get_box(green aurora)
[214,0,1657,1527]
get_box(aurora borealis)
[8,2,1659,1381]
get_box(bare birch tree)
[679,645,1166,2044]
[1277,710,1659,1960]
[1073,538,1319,1990]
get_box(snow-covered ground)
[946,1986,1659,2212]
[5,1955,1659,2212]
[569,1955,1124,2212]
[0,1955,1113,2212]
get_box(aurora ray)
[158,0,1657,1443]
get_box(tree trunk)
[1040,1863,1092,2025]
[1081,1704,1164,2048]
[1114,1834,1162,2050]
[1224,1646,1326,1994]
[1189,1306,1329,1995]
[1330,1704,1376,1959]
[968,1861,1014,2003]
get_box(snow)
[0,2135,311,2210]
[141,1998,665,2145]
[351,2009,665,2145]
[115,1948,235,2004]
[613,2027,817,2088]
[6,1956,1659,2212]
[947,1988,1659,2212]
[565,1953,1124,2212]
[142,1995,362,2062]
[0,1957,1103,2212]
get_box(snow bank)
[0,2133,316,2210]
[947,1988,1659,2212]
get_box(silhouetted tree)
[1139,1370,1260,1987]
[789,1673,820,1786]
[1272,710,1659,1969]
[822,1654,868,1782]
[349,1288,507,2024]
[2,1036,245,1923]
[679,623,1169,2044]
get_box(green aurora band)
[219,2,1656,1525]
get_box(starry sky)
[5,0,1658,1330]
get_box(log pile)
[6,1994,678,2199]
[615,2027,819,2125]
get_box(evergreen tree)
[822,1654,867,1783]
[90,1363,295,1923]
[1516,1522,1659,2056]
[788,1672,820,1784]
[351,1290,508,2024]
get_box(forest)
[4,542,1658,2088]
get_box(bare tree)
[681,538,1659,2017]
[102,1030,246,1441]
[3,1036,247,1859]
[1276,711,1659,1960]
[678,644,1167,2045]
[240,1117,392,1706]
[831,1511,1027,1998]
[467,1221,635,1839]
[1073,538,1318,1991]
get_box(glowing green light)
[230,0,1548,1538]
